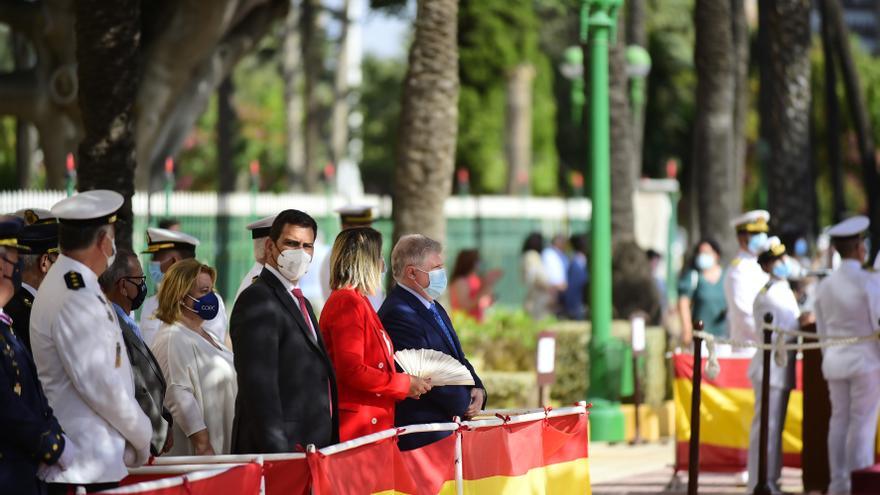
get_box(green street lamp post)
[582,0,620,401]
[560,46,585,125]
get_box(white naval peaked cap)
[760,236,785,257]
[246,214,277,239]
[14,208,55,225]
[50,190,123,226]
[730,209,770,233]
[142,227,200,254]
[826,215,870,239]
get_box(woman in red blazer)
[319,227,432,441]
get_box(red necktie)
[291,288,317,341]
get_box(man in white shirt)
[815,215,880,495]
[139,227,228,345]
[724,210,771,345]
[31,190,152,491]
[233,214,276,304]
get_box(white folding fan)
[394,349,475,386]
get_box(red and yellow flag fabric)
[108,463,263,495]
[459,413,590,494]
[673,353,803,472]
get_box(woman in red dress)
[319,227,432,441]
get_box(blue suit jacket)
[377,285,485,451]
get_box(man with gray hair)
[378,234,486,450]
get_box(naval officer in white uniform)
[724,210,771,346]
[139,228,228,346]
[746,237,799,495]
[233,214,275,304]
[30,190,152,491]
[815,215,880,495]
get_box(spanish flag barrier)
[97,405,589,495]
[673,353,804,472]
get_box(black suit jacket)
[378,285,486,450]
[117,311,172,456]
[6,287,34,356]
[230,268,339,453]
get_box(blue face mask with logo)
[748,233,769,255]
[149,261,164,287]
[418,267,448,300]
[185,292,219,321]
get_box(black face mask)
[123,278,148,311]
[2,255,22,293]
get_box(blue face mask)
[418,267,448,300]
[185,292,219,321]
[794,238,808,258]
[772,260,791,280]
[695,253,715,271]
[149,261,164,287]
[748,233,768,255]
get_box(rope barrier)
[693,326,880,380]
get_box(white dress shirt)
[815,259,880,380]
[30,255,152,483]
[541,247,568,287]
[150,321,237,455]
[724,250,769,344]
[264,264,316,338]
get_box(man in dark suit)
[378,234,487,451]
[98,249,173,456]
[231,209,339,453]
[7,212,59,355]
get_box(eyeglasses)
[122,276,146,285]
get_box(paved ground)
[589,441,804,494]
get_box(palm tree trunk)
[505,63,535,196]
[823,0,880,261]
[392,0,459,246]
[759,0,813,241]
[301,0,324,192]
[282,0,307,191]
[610,12,636,244]
[693,0,737,255]
[730,0,749,214]
[330,0,351,166]
[74,0,140,250]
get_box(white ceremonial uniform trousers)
[827,371,880,495]
[747,383,790,494]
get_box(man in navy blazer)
[378,234,486,451]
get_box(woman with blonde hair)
[319,227,432,441]
[149,258,237,456]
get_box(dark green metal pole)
[583,0,619,400]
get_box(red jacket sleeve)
[320,290,410,400]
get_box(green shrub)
[481,371,537,409]
[453,309,555,372]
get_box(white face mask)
[106,236,117,267]
[277,247,311,282]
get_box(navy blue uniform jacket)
[377,285,485,451]
[0,319,65,494]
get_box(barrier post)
[687,320,704,495]
[754,313,774,495]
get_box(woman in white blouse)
[149,259,237,456]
